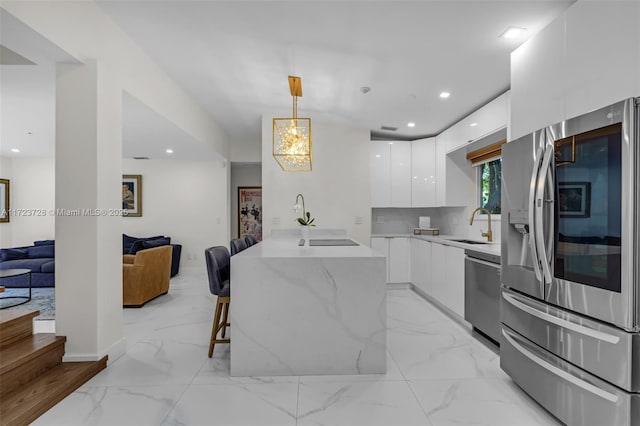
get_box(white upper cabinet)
[411,137,436,207]
[511,1,640,139]
[370,141,411,208]
[390,142,412,207]
[443,92,509,153]
[370,141,392,207]
[564,1,640,120]
[510,17,565,140]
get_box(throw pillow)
[124,234,165,254]
[34,240,55,246]
[141,237,171,250]
[27,245,55,259]
[0,248,28,261]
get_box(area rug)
[0,287,55,320]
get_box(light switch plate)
[354,216,363,224]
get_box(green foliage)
[296,211,316,226]
[479,159,502,214]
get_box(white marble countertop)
[234,237,385,258]
[371,233,501,257]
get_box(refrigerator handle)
[528,147,544,282]
[535,144,554,284]
[501,329,619,403]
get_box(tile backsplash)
[371,207,502,241]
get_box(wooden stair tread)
[0,310,39,327]
[0,333,65,375]
[0,310,39,350]
[0,357,108,426]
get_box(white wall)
[230,163,261,239]
[2,2,230,361]
[0,156,13,247]
[261,116,371,244]
[230,138,261,163]
[122,159,228,267]
[6,157,55,246]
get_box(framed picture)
[0,179,9,223]
[559,181,590,218]
[122,175,142,217]
[555,136,575,166]
[238,186,262,241]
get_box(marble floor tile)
[161,382,299,426]
[35,268,557,425]
[33,385,187,426]
[86,337,208,387]
[297,380,431,426]
[409,378,561,426]
[299,351,405,383]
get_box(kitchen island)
[230,235,386,377]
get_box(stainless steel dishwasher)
[464,249,501,344]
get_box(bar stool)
[205,246,231,357]
[230,238,247,255]
[244,235,258,247]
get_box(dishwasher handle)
[465,256,500,269]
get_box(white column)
[55,61,124,361]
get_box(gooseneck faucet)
[470,207,493,242]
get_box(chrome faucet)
[470,207,493,242]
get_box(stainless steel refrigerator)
[500,98,639,425]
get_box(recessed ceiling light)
[27,131,33,135]
[375,154,381,158]
[439,92,450,99]
[11,148,20,153]
[470,123,478,127]
[500,26,526,40]
[407,122,416,128]
[165,149,174,154]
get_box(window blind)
[466,139,506,165]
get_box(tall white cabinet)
[370,141,411,207]
[410,137,436,207]
[510,1,640,140]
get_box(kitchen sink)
[450,239,488,245]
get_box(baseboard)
[62,337,126,363]
[386,282,412,290]
[409,284,472,332]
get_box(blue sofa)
[0,240,55,288]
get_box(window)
[479,158,501,214]
[466,136,505,216]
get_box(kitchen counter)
[371,233,501,257]
[230,236,386,377]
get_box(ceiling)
[96,0,574,142]
[1,1,575,161]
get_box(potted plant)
[294,194,315,239]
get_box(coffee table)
[0,269,32,309]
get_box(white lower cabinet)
[411,238,432,294]
[371,236,410,283]
[411,240,465,318]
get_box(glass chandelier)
[273,76,312,171]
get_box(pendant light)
[273,76,312,171]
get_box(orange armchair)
[123,245,172,307]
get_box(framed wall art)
[122,175,142,217]
[0,179,9,223]
[238,186,262,241]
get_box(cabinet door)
[445,246,466,317]
[411,138,436,207]
[389,237,410,283]
[390,142,411,207]
[434,137,447,206]
[370,237,390,282]
[430,242,447,302]
[411,239,432,294]
[370,141,391,207]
